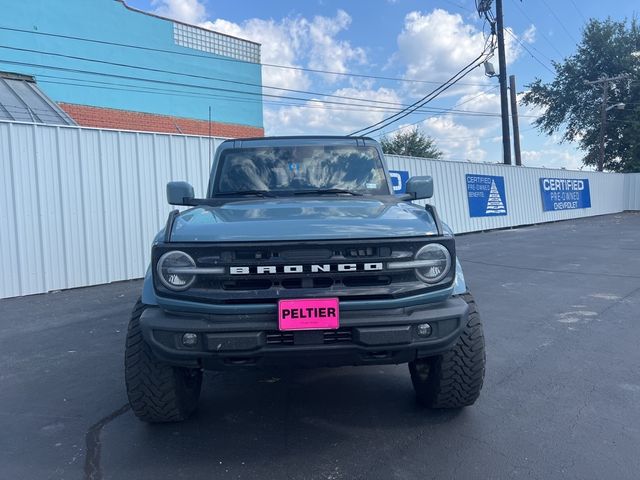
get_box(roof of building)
[115,0,260,47]
[0,72,77,125]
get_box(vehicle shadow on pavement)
[101,366,468,479]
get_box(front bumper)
[139,296,469,369]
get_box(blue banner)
[539,178,591,211]
[389,170,410,194]
[466,174,508,217]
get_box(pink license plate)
[278,298,339,331]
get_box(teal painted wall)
[0,0,263,128]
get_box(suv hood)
[168,197,439,242]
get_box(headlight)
[157,251,196,291]
[414,244,451,284]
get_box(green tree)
[522,18,640,172]
[380,127,443,159]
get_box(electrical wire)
[0,44,432,109]
[442,0,475,13]
[504,28,555,74]
[348,15,497,136]
[348,57,487,136]
[38,78,517,118]
[568,0,587,23]
[507,0,565,59]
[349,43,496,135]
[0,25,490,88]
[539,0,579,44]
[32,68,527,117]
[2,57,461,112]
[375,86,500,138]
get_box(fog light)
[182,333,198,346]
[417,323,432,337]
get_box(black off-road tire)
[409,292,485,408]
[124,299,202,423]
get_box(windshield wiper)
[213,190,276,197]
[293,188,363,196]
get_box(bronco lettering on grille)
[229,263,383,275]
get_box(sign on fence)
[466,174,508,217]
[389,170,410,194]
[539,178,591,211]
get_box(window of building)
[174,23,261,64]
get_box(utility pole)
[208,105,213,162]
[509,75,522,166]
[585,75,628,171]
[598,81,608,172]
[495,0,512,165]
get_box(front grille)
[265,328,353,345]
[153,237,455,304]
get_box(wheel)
[124,299,202,423]
[409,292,485,408]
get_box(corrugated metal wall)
[0,121,637,298]
[385,155,628,234]
[0,121,222,298]
[624,174,640,211]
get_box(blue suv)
[124,136,485,422]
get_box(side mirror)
[405,176,433,200]
[167,181,195,205]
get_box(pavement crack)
[83,403,130,480]
[595,285,640,317]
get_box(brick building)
[0,0,264,137]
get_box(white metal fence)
[624,174,640,211]
[0,121,638,299]
[385,155,628,234]
[0,121,222,298]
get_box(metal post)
[495,0,512,165]
[585,74,627,172]
[509,75,522,166]
[208,106,212,162]
[598,82,608,172]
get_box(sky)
[126,0,639,170]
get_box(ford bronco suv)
[125,136,485,423]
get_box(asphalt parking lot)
[1,212,639,480]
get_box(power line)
[376,86,500,138]
[1,57,459,113]
[349,7,499,137]
[3,63,523,119]
[568,0,587,22]
[538,0,579,44]
[1,43,511,115]
[0,44,436,110]
[26,63,528,118]
[350,49,492,136]
[504,28,555,74]
[508,0,565,59]
[442,0,475,13]
[0,25,489,88]
[36,74,527,119]
[37,77,512,118]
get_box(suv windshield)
[213,145,390,196]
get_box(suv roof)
[219,135,379,149]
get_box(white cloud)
[147,2,583,170]
[418,115,493,162]
[522,24,536,44]
[264,86,402,136]
[305,10,366,76]
[203,11,366,92]
[151,0,206,24]
[203,17,311,92]
[395,9,522,97]
[521,149,584,170]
